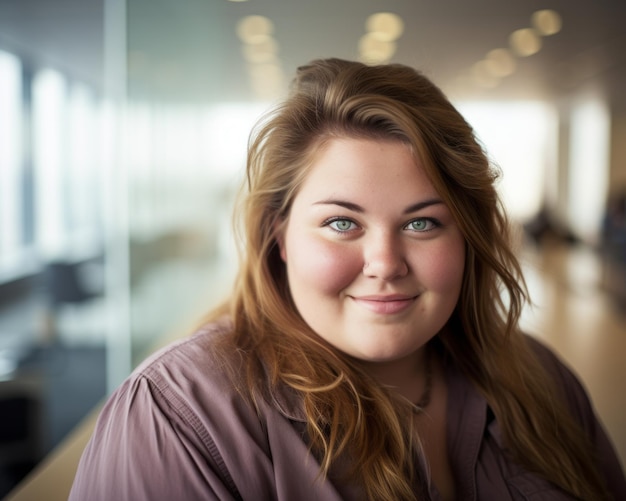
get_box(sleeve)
[527,336,626,498]
[68,374,242,501]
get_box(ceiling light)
[248,62,283,83]
[242,38,279,64]
[359,34,396,64]
[236,15,274,44]
[485,48,516,77]
[471,61,499,89]
[532,9,562,36]
[366,12,404,42]
[509,28,542,57]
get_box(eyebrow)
[313,198,444,214]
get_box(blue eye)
[329,219,356,232]
[405,218,438,232]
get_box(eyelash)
[322,217,442,234]
[404,218,441,232]
[322,217,359,234]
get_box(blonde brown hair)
[215,58,609,500]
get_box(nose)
[362,233,409,280]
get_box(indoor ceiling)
[125,0,626,108]
[0,0,625,109]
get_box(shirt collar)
[268,381,308,422]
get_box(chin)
[350,345,419,364]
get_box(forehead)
[295,137,439,201]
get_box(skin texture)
[278,137,466,388]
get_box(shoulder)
[523,334,576,386]
[523,334,626,496]
[523,334,595,426]
[134,319,244,398]
[125,319,268,454]
[71,320,270,500]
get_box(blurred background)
[0,0,625,497]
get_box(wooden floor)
[519,241,626,466]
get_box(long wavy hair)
[212,58,610,500]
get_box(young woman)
[70,58,626,500]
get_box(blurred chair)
[41,258,104,343]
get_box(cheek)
[419,239,466,293]
[284,232,360,295]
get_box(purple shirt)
[69,322,626,500]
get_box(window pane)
[0,50,23,275]
[68,83,101,252]
[568,94,610,243]
[32,69,68,259]
[457,100,556,222]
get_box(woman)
[70,58,626,500]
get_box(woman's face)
[278,137,465,363]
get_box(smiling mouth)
[351,295,417,315]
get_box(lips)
[350,294,417,315]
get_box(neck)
[357,345,431,404]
